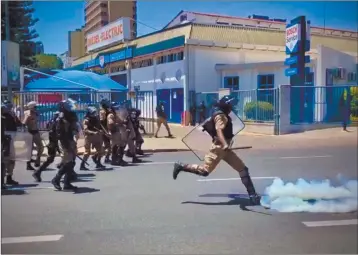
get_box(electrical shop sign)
[86,17,131,52]
[285,23,301,54]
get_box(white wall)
[130,60,185,119]
[315,45,357,122]
[190,46,288,93]
[316,45,357,86]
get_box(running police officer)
[22,101,44,170]
[51,100,79,191]
[172,95,260,205]
[81,106,105,170]
[2,100,22,185]
[32,111,60,182]
[99,99,112,163]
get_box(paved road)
[2,143,357,254]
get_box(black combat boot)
[63,169,77,191]
[111,146,121,166]
[173,162,209,180]
[33,156,54,182]
[118,147,128,166]
[6,175,19,185]
[104,154,111,164]
[92,154,100,164]
[51,164,69,191]
[132,156,142,163]
[125,150,134,157]
[136,143,144,155]
[34,158,41,168]
[95,157,106,169]
[239,167,261,205]
[27,161,35,171]
[80,161,89,171]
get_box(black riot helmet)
[100,98,111,109]
[58,99,75,113]
[86,106,98,118]
[213,95,238,115]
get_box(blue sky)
[32,1,358,55]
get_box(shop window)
[156,51,184,65]
[177,51,184,60]
[132,58,153,69]
[257,74,274,102]
[224,76,239,90]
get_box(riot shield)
[115,106,129,121]
[5,131,33,161]
[181,111,245,161]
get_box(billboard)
[86,17,131,52]
[1,40,20,88]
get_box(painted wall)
[316,45,357,86]
[130,60,185,121]
[190,46,288,93]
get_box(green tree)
[1,1,40,66]
[35,54,63,69]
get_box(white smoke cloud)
[260,175,358,213]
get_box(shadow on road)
[182,193,272,216]
[1,189,27,196]
[73,187,100,194]
[76,173,96,178]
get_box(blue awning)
[24,70,127,92]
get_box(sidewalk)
[28,124,357,157]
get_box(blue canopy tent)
[23,70,128,124]
[24,70,127,92]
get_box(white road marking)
[111,162,176,169]
[138,161,176,165]
[278,155,332,159]
[197,177,278,182]
[2,235,63,244]
[302,219,358,227]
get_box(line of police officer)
[1,98,145,191]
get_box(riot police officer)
[172,95,261,205]
[99,99,112,163]
[22,101,44,170]
[32,111,60,182]
[81,106,105,170]
[123,103,142,163]
[2,100,22,185]
[107,102,127,166]
[51,100,79,191]
[127,107,145,156]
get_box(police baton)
[76,154,90,166]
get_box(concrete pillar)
[279,85,292,134]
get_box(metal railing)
[195,88,279,123]
[6,91,155,135]
[290,85,358,124]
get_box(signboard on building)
[1,41,20,88]
[285,23,301,54]
[86,17,131,52]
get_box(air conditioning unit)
[347,72,357,82]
